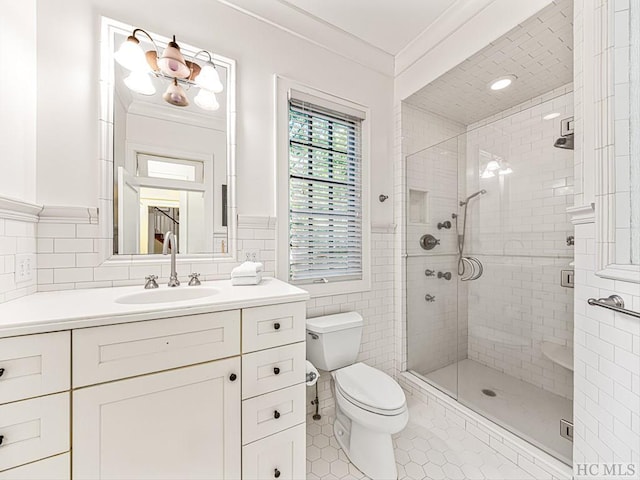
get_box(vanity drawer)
[0,332,70,405]
[242,423,305,480]
[0,393,70,472]
[0,453,69,479]
[242,384,305,445]
[242,342,305,399]
[73,310,240,387]
[242,302,306,353]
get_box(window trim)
[275,75,371,297]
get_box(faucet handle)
[144,275,159,289]
[188,273,201,286]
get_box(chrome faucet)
[162,231,180,287]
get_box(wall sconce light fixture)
[114,29,223,111]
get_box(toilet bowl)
[306,312,408,480]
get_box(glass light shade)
[123,71,155,95]
[194,89,220,111]
[194,62,223,93]
[499,167,513,175]
[480,169,495,179]
[157,41,190,78]
[114,36,149,72]
[163,79,189,107]
[486,160,501,171]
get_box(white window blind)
[288,97,363,284]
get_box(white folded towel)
[231,261,264,278]
[231,272,263,286]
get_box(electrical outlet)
[15,254,35,284]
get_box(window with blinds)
[288,98,363,284]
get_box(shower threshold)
[414,359,573,465]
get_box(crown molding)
[39,206,99,224]
[215,0,393,77]
[0,196,42,223]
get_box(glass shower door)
[405,136,465,398]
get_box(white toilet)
[306,312,409,480]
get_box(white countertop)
[0,278,309,338]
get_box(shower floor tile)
[306,394,535,480]
[424,359,573,465]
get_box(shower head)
[554,134,574,150]
[459,189,487,206]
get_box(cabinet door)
[73,357,241,480]
[242,424,306,480]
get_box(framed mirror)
[100,17,236,260]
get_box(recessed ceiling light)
[489,75,517,91]
[543,112,561,120]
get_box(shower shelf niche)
[408,189,429,224]
[541,341,573,371]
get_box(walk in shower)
[403,0,575,465]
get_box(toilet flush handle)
[308,332,319,340]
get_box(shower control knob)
[420,234,440,250]
[438,271,452,281]
[437,221,452,230]
[425,269,435,277]
[425,294,436,302]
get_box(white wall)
[34,0,394,225]
[0,0,37,203]
[572,0,640,473]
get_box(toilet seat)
[334,363,407,416]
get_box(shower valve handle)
[420,234,440,250]
[425,294,436,302]
[438,271,452,281]
[425,269,435,277]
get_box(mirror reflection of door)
[118,153,210,254]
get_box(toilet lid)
[334,363,406,414]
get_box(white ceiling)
[405,0,573,125]
[277,0,460,55]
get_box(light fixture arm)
[130,28,160,56]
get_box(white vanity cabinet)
[0,282,308,480]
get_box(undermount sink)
[115,287,219,305]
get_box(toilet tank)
[306,312,363,371]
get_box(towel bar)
[587,295,640,319]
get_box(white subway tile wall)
[0,218,37,304]
[306,228,396,415]
[571,0,640,474]
[35,220,277,291]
